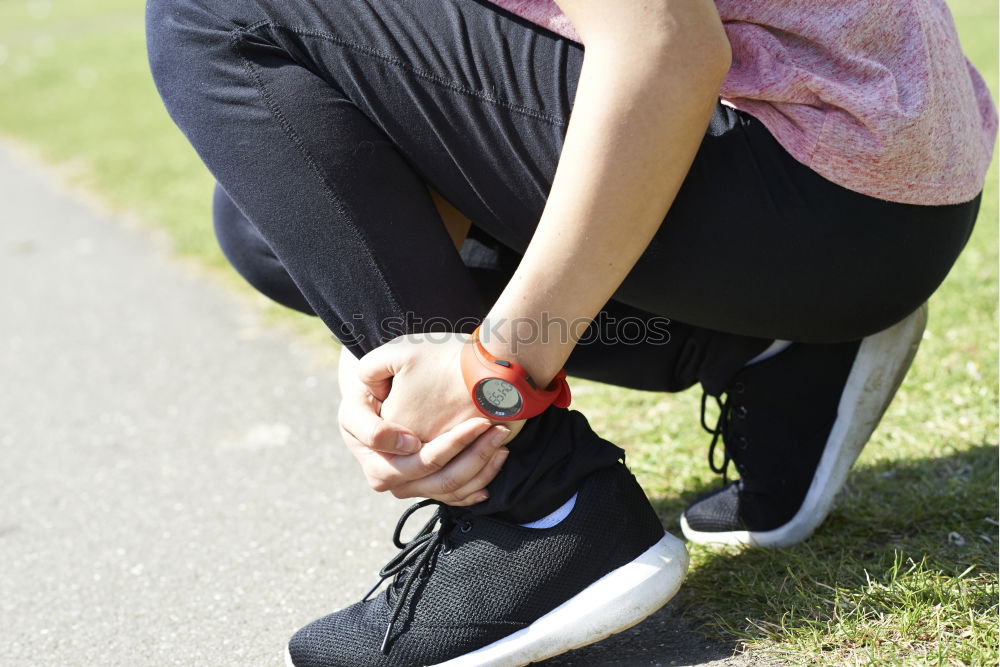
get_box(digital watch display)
[473,377,524,419]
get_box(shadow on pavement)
[536,601,743,666]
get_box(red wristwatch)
[460,326,571,421]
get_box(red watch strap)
[551,370,571,408]
[466,326,572,416]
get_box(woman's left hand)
[356,332,523,445]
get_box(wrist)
[477,315,577,389]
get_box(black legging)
[147,0,979,522]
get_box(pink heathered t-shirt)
[486,0,997,206]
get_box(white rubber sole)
[681,303,928,548]
[284,532,689,667]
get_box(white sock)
[519,493,578,529]
[745,339,792,366]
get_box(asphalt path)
[0,143,747,667]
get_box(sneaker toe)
[682,483,745,533]
[287,600,386,667]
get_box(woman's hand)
[342,411,511,505]
[336,339,519,505]
[358,332,486,442]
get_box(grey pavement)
[0,144,745,666]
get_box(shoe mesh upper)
[683,482,746,533]
[289,463,663,667]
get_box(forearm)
[482,0,730,386]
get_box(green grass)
[0,0,326,334]
[1,1,996,664]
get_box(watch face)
[474,378,523,418]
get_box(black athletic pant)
[147,0,979,522]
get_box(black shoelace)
[700,391,734,483]
[701,386,752,484]
[361,499,473,654]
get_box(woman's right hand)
[336,346,511,506]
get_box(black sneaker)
[681,304,927,548]
[285,463,688,667]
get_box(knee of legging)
[145,0,248,127]
[146,0,204,93]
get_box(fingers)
[351,417,494,490]
[355,339,406,401]
[355,417,507,494]
[389,423,510,503]
[443,447,510,506]
[338,389,421,455]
